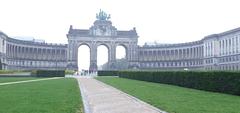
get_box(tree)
[101,58,128,70]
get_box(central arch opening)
[97,45,109,70]
[78,45,90,71]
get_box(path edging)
[0,77,63,86]
[75,77,92,113]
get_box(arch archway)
[97,44,109,70]
[78,44,90,71]
[116,44,127,59]
[115,44,128,70]
[66,18,139,71]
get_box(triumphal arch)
[66,10,139,71]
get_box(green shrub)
[65,70,75,75]
[0,70,14,74]
[118,71,240,96]
[31,70,65,77]
[97,71,119,76]
[0,70,28,74]
[30,70,37,76]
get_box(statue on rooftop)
[96,9,111,21]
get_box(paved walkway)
[76,77,167,113]
[0,77,63,86]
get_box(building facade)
[139,40,204,70]
[0,31,67,70]
[0,12,240,71]
[139,27,240,71]
[0,31,7,69]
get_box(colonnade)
[7,44,67,60]
[6,38,67,70]
[139,46,203,61]
[138,42,204,70]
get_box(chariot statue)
[96,9,111,21]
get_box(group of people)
[74,70,97,76]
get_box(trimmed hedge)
[118,71,240,96]
[0,70,29,74]
[97,71,119,76]
[31,70,65,77]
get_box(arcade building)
[0,11,240,71]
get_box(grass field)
[0,78,83,113]
[96,77,240,113]
[0,77,40,83]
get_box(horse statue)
[96,9,111,20]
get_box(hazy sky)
[1,0,240,69]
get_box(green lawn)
[96,77,240,113]
[0,77,39,83]
[0,78,83,113]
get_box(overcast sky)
[1,0,240,69]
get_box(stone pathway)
[76,77,167,113]
[0,77,63,86]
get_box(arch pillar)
[89,43,97,71]
[108,44,116,70]
[128,43,139,69]
[67,42,78,70]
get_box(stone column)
[194,47,196,58]
[11,45,14,58]
[235,37,237,53]
[199,46,201,58]
[160,50,163,60]
[128,42,139,69]
[190,48,193,58]
[199,47,201,58]
[12,45,15,58]
[108,44,116,70]
[15,46,18,59]
[67,42,78,70]
[18,46,21,59]
[10,45,13,58]
[6,44,9,57]
[177,49,180,60]
[15,46,17,58]
[21,47,24,59]
[89,43,97,71]
[73,45,78,70]
[42,49,45,60]
[238,37,240,53]
[25,47,27,59]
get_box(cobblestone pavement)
[76,77,167,113]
